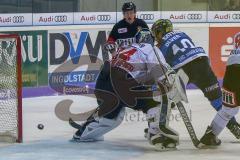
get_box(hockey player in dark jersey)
[151,19,240,139]
[106,2,148,49]
[200,32,240,146]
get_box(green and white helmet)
[151,19,173,37]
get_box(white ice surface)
[0,90,240,160]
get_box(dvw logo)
[49,31,109,65]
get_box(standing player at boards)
[105,2,149,50]
[200,32,240,146]
[72,2,149,142]
[151,19,240,139]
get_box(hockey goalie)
[71,28,187,150]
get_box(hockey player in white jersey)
[72,28,186,150]
[200,32,240,146]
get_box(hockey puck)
[37,124,44,130]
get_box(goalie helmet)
[234,32,240,49]
[151,19,173,38]
[135,28,154,46]
[122,2,136,13]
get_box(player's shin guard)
[209,92,240,139]
[72,108,125,142]
[201,105,239,146]
[212,105,240,137]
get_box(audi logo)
[139,14,154,20]
[232,14,240,20]
[187,14,202,20]
[97,15,111,21]
[54,15,67,22]
[13,16,24,23]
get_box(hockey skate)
[150,133,178,151]
[227,120,240,139]
[200,126,221,147]
[144,126,179,151]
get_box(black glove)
[104,42,118,54]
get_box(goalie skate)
[148,132,178,151]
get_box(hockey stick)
[55,99,97,121]
[69,118,83,129]
[176,101,201,148]
[152,47,201,148]
[69,108,98,129]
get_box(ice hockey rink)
[0,90,239,160]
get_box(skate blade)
[197,142,220,149]
[154,143,177,151]
[231,141,240,144]
[70,137,104,143]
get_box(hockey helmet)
[151,19,173,38]
[122,2,136,13]
[135,28,154,46]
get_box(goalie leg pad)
[146,97,179,148]
[168,74,188,103]
[73,107,125,142]
[159,94,179,143]
[176,68,189,87]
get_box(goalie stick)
[69,107,99,129]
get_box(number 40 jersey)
[159,31,207,69]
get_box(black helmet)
[122,2,136,12]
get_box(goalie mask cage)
[0,34,22,143]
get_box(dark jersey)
[222,49,240,107]
[107,18,148,47]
